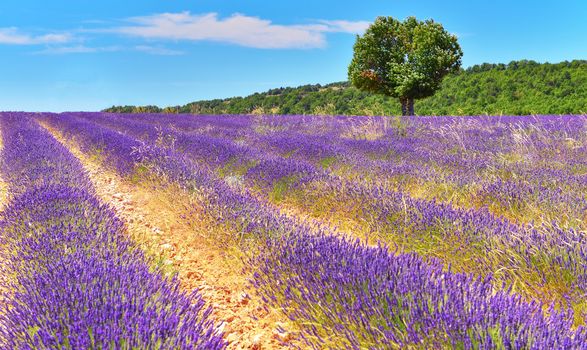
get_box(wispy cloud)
[0,27,71,45]
[35,44,182,56]
[320,20,370,33]
[112,12,368,49]
[34,45,121,55]
[134,45,184,56]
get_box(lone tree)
[348,16,462,116]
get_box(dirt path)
[41,122,296,349]
[0,137,7,211]
[0,127,10,339]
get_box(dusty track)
[0,134,7,211]
[42,122,296,349]
[0,128,10,338]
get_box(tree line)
[104,60,587,116]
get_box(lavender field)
[1,112,587,349]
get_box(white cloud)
[34,45,121,55]
[0,13,368,53]
[0,27,71,45]
[113,12,368,49]
[316,20,370,34]
[35,44,181,56]
[134,45,184,56]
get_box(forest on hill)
[104,60,587,116]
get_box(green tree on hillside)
[348,16,462,115]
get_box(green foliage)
[104,60,587,116]
[103,105,162,114]
[348,16,462,100]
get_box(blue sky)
[0,1,585,112]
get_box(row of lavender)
[43,113,587,348]
[71,112,587,313]
[0,114,225,349]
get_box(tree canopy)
[348,16,462,115]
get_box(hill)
[104,60,587,115]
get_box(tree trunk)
[400,97,408,116]
[400,97,415,116]
[408,97,414,116]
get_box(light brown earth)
[0,140,7,211]
[0,130,10,339]
[41,122,297,349]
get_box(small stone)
[226,333,238,343]
[186,271,201,279]
[251,333,263,349]
[272,328,293,343]
[238,292,250,305]
[216,322,225,334]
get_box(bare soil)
[0,132,10,339]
